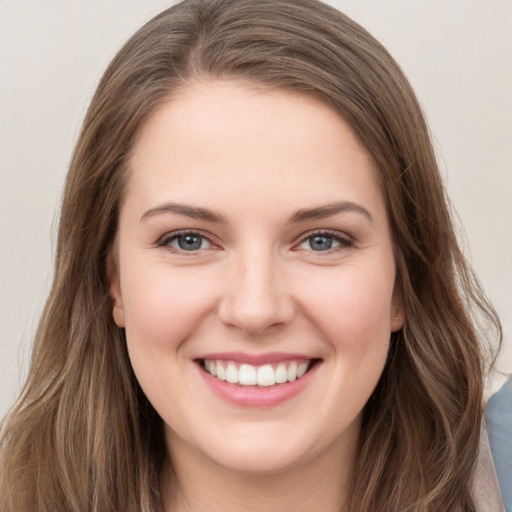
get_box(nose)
[217,250,295,336]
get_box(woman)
[0,0,502,510]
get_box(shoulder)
[487,375,512,512]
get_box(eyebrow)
[140,200,373,224]
[288,201,373,224]
[140,202,227,223]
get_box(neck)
[160,432,357,512]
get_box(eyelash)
[157,229,355,254]
[295,229,355,253]
[157,229,217,252]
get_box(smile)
[201,359,312,387]
[196,353,321,407]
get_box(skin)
[110,80,404,512]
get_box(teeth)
[216,362,226,381]
[287,361,297,382]
[239,364,257,385]
[257,365,275,386]
[203,359,312,387]
[297,362,308,378]
[226,363,238,384]
[275,363,288,384]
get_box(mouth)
[196,358,321,388]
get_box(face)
[110,81,403,475]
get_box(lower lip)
[197,362,320,407]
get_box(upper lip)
[196,352,317,366]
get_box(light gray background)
[1,0,511,417]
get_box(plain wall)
[1,0,511,417]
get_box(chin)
[208,439,307,475]
[196,417,348,476]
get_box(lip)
[195,354,321,408]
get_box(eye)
[296,231,354,252]
[159,231,215,252]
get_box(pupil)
[178,235,202,250]
[310,235,332,251]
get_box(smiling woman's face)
[110,81,403,475]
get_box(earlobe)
[112,301,125,328]
[390,284,405,333]
[391,313,404,333]
[107,255,125,328]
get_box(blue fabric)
[487,375,512,511]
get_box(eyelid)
[156,228,354,253]
[293,229,355,251]
[157,229,220,251]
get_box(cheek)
[301,263,395,352]
[308,267,393,413]
[312,269,393,324]
[119,263,221,412]
[120,262,219,351]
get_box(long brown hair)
[0,1,501,510]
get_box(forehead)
[126,80,385,222]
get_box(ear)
[390,282,405,333]
[107,255,125,328]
